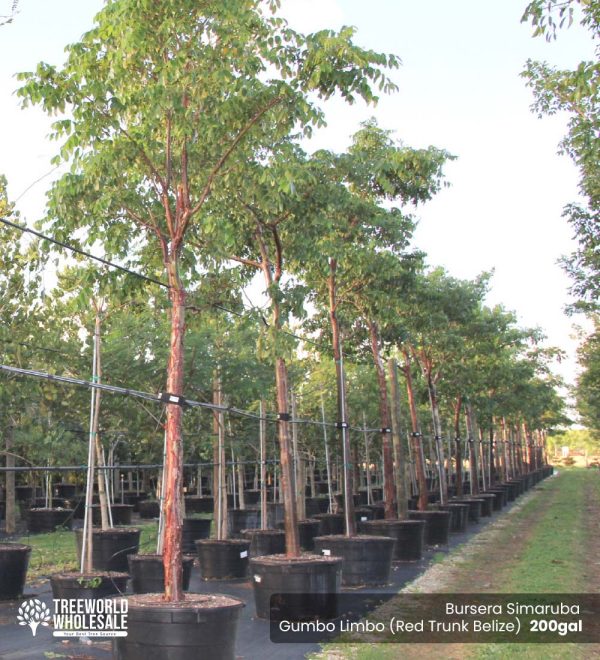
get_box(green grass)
[17,522,158,580]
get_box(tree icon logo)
[17,598,52,636]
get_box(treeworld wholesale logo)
[17,598,128,638]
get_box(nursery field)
[0,468,596,660]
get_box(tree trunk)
[426,375,448,505]
[367,320,395,520]
[388,359,408,519]
[327,259,355,535]
[290,392,305,522]
[276,358,300,556]
[453,396,463,497]
[162,277,185,602]
[401,350,428,510]
[465,403,480,494]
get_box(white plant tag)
[361,516,367,521]
[240,550,248,558]
[254,575,262,582]
[322,549,331,556]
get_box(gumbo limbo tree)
[18,0,398,593]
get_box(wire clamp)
[277,412,291,422]
[380,427,391,434]
[336,421,349,429]
[158,392,187,406]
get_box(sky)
[0,0,595,396]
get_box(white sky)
[0,0,594,394]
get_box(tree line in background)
[522,0,600,440]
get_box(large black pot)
[26,507,74,533]
[75,528,141,572]
[0,543,31,600]
[195,539,250,580]
[181,517,212,553]
[243,490,260,505]
[50,571,129,600]
[53,484,78,499]
[229,508,260,537]
[250,554,342,620]
[138,500,161,519]
[450,498,483,523]
[267,502,284,528]
[360,519,425,561]
[92,504,134,526]
[471,493,495,517]
[241,528,286,557]
[113,593,244,660]
[408,510,451,546]
[127,554,194,594]
[313,535,394,586]
[305,496,330,517]
[184,496,214,514]
[485,488,507,509]
[313,513,344,536]
[444,503,469,532]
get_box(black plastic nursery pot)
[50,571,129,600]
[370,487,383,502]
[229,508,260,537]
[366,503,386,520]
[486,488,507,508]
[75,527,141,572]
[267,502,284,528]
[15,485,39,502]
[138,500,161,519]
[297,519,321,550]
[122,492,148,512]
[313,534,395,586]
[243,490,260,505]
[359,519,425,561]
[442,503,469,532]
[451,498,483,523]
[471,493,495,517]
[127,554,194,594]
[353,507,375,523]
[92,504,134,526]
[305,496,330,517]
[53,483,78,499]
[181,517,212,553]
[195,539,250,580]
[0,543,31,600]
[250,554,342,621]
[112,593,244,660]
[313,512,345,536]
[408,510,451,546]
[184,495,213,514]
[241,528,286,557]
[26,507,74,533]
[334,493,361,509]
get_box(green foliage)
[575,317,600,435]
[522,0,600,312]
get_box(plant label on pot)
[254,575,262,582]
[240,550,248,558]
[361,516,368,521]
[322,549,331,556]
